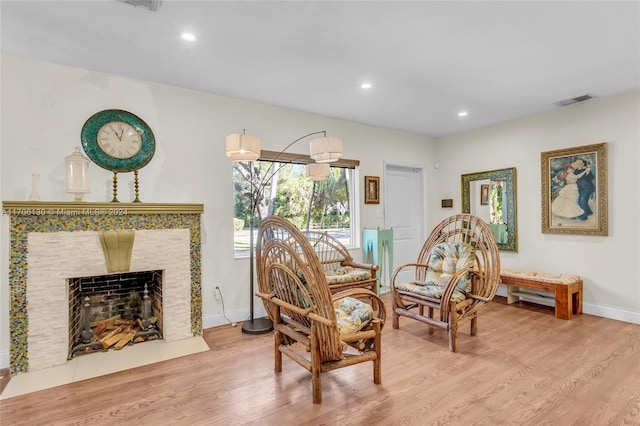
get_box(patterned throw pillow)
[424,242,475,293]
[334,297,374,335]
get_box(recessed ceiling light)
[458,111,468,117]
[361,83,372,89]
[181,33,196,42]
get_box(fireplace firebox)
[68,270,163,358]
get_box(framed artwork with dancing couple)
[541,142,608,236]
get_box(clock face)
[98,121,142,159]
[81,109,155,172]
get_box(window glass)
[233,161,356,257]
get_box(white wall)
[0,55,436,365]
[432,91,640,322]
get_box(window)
[232,151,359,257]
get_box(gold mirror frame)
[461,167,518,252]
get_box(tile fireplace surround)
[2,201,204,376]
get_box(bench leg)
[506,285,519,304]
[573,287,583,315]
[554,285,572,320]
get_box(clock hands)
[109,125,123,141]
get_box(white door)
[384,164,425,284]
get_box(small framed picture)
[541,142,607,235]
[480,184,490,205]
[364,176,380,204]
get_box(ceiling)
[1,1,639,138]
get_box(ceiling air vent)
[116,0,160,11]
[554,94,597,107]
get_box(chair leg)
[373,321,382,384]
[274,330,283,372]
[392,301,400,329]
[311,335,322,404]
[470,315,478,336]
[448,300,458,353]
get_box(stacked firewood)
[88,314,157,350]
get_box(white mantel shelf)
[2,201,204,215]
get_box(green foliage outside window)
[233,161,354,255]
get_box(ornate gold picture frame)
[364,176,380,204]
[541,142,608,235]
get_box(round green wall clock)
[81,109,156,173]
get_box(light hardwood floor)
[1,296,639,425]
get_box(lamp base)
[241,317,274,335]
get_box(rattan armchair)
[256,216,385,404]
[390,214,500,352]
[303,231,379,294]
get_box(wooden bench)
[500,269,583,320]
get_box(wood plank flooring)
[1,296,639,425]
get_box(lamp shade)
[65,146,90,201]
[306,163,330,181]
[309,136,342,163]
[226,132,261,162]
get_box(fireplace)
[68,270,163,358]
[3,201,204,375]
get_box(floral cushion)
[424,242,475,293]
[334,297,374,335]
[325,266,372,285]
[394,281,467,303]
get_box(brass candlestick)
[111,170,119,202]
[133,170,141,202]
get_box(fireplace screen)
[68,270,163,358]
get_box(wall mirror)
[461,167,517,252]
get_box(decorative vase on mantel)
[28,174,41,201]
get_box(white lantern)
[65,147,90,201]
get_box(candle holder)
[133,170,141,202]
[111,170,119,202]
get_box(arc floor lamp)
[226,130,343,334]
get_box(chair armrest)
[257,291,335,327]
[332,287,380,302]
[344,260,379,273]
[390,262,429,285]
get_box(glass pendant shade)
[309,136,342,163]
[306,163,330,181]
[65,146,90,201]
[225,132,261,162]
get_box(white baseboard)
[583,303,640,325]
[1,350,8,370]
[202,304,268,329]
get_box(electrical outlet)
[215,286,221,300]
